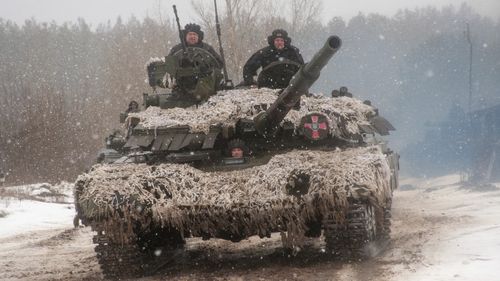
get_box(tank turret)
[254,36,342,135]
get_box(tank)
[74,35,399,278]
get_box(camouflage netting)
[75,146,392,248]
[127,88,376,139]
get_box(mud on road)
[1,176,498,281]
[0,227,403,281]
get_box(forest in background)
[0,1,499,184]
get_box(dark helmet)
[127,100,139,113]
[183,23,204,41]
[267,29,291,47]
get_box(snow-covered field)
[0,176,499,280]
[0,183,75,238]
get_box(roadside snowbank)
[0,182,75,239]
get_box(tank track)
[379,198,392,240]
[92,225,185,279]
[323,200,391,258]
[93,232,145,279]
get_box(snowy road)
[0,176,499,280]
[395,177,500,281]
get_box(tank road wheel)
[323,202,378,258]
[93,227,185,279]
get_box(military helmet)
[267,29,291,47]
[183,23,204,41]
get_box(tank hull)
[75,145,398,278]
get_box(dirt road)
[1,175,499,281]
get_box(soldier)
[126,100,139,113]
[168,23,223,66]
[242,29,304,87]
[146,23,225,108]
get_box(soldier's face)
[231,148,244,158]
[274,38,285,50]
[186,32,199,45]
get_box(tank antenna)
[214,0,233,89]
[173,5,187,53]
[465,22,473,114]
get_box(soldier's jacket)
[243,45,304,85]
[169,42,223,67]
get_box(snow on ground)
[395,175,500,281]
[0,182,75,239]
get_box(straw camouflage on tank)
[126,88,376,139]
[75,146,391,247]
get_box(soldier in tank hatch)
[242,29,304,87]
[168,23,223,66]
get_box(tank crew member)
[168,23,223,66]
[126,100,139,113]
[242,29,304,86]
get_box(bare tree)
[190,0,321,81]
[191,0,274,81]
[289,0,322,34]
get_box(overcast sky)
[0,0,499,26]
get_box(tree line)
[0,1,499,183]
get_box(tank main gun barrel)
[254,36,342,136]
